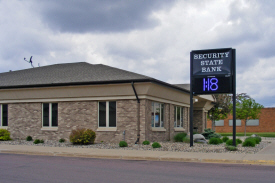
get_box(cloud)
[0,0,275,107]
[33,0,176,33]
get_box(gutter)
[132,82,140,144]
[0,78,190,94]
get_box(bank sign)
[191,48,235,94]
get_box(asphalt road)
[1,153,275,183]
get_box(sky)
[1,0,275,107]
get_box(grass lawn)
[219,132,275,137]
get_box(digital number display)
[192,76,232,94]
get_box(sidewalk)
[1,141,275,166]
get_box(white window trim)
[98,101,117,129]
[151,102,164,128]
[41,103,58,130]
[174,106,184,128]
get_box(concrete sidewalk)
[1,141,275,166]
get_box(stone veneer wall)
[8,100,140,143]
[7,99,190,143]
[193,110,204,134]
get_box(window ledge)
[41,127,58,131]
[97,127,117,132]
[0,126,8,130]
[174,128,185,132]
[152,127,166,132]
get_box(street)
[0,153,275,183]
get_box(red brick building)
[207,108,275,133]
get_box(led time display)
[192,76,232,94]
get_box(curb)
[1,149,275,166]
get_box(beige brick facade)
[5,99,199,144]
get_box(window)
[99,101,116,127]
[42,103,58,127]
[229,119,241,126]
[174,106,184,128]
[151,102,164,127]
[0,104,8,127]
[247,119,259,126]
[215,120,224,126]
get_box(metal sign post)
[190,48,236,147]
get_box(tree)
[208,94,232,130]
[233,94,264,136]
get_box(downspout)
[131,82,140,144]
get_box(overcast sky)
[1,0,275,107]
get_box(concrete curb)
[1,149,275,166]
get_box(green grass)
[219,132,275,137]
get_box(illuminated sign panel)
[191,48,234,95]
[192,48,233,76]
[192,76,232,94]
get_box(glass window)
[229,119,241,126]
[98,101,116,127]
[174,106,184,128]
[43,103,58,127]
[0,104,8,127]
[247,119,259,126]
[215,120,224,126]
[151,102,164,128]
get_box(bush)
[142,140,150,145]
[173,133,187,142]
[119,141,128,147]
[152,142,161,148]
[225,145,238,151]
[225,139,242,146]
[202,128,221,139]
[26,136,33,141]
[33,139,41,144]
[69,128,96,145]
[209,137,223,145]
[182,137,190,143]
[222,136,229,142]
[236,139,242,144]
[242,139,256,147]
[246,137,260,144]
[59,138,65,143]
[40,139,44,143]
[0,129,12,141]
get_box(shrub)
[33,139,41,144]
[183,137,190,143]
[236,139,242,144]
[209,137,223,145]
[246,137,260,144]
[40,139,44,143]
[173,133,187,142]
[242,139,256,147]
[226,139,233,146]
[226,139,242,146]
[222,136,229,142]
[69,128,96,145]
[152,142,161,148]
[119,141,128,147]
[225,145,238,151]
[142,140,150,145]
[182,137,190,143]
[202,128,221,139]
[59,138,65,143]
[26,136,33,141]
[0,129,12,141]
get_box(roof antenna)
[24,56,34,68]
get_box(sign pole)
[232,49,236,146]
[190,52,193,147]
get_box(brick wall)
[7,99,191,143]
[207,108,275,133]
